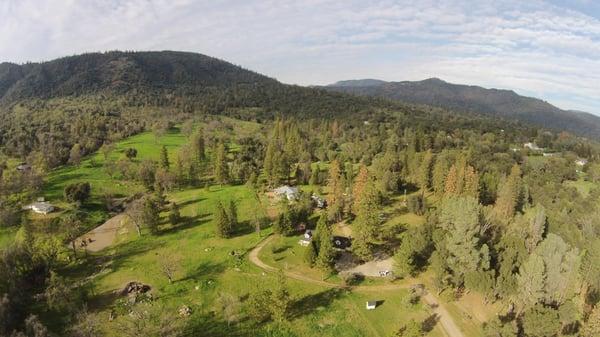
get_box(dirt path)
[248,235,465,337]
[74,214,126,252]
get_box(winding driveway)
[248,235,465,337]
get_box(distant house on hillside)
[24,201,54,214]
[273,185,300,201]
[366,301,377,310]
[524,142,542,151]
[575,158,588,166]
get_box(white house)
[524,142,542,151]
[273,185,300,201]
[366,301,377,310]
[575,158,588,166]
[24,201,54,214]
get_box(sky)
[0,0,599,114]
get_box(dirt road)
[73,214,126,252]
[248,235,465,337]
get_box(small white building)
[24,201,54,214]
[273,185,300,201]
[366,301,377,310]
[524,142,542,151]
[575,158,588,166]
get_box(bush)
[63,182,91,205]
[341,273,364,286]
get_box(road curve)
[248,234,465,337]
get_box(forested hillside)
[0,51,536,169]
[326,78,600,139]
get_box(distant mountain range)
[326,78,600,139]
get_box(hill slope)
[327,78,600,139]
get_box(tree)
[215,292,241,326]
[483,317,518,337]
[521,304,560,337]
[62,214,83,257]
[581,305,600,337]
[227,199,238,233]
[407,194,426,215]
[327,160,345,221]
[315,223,335,276]
[394,226,430,278]
[353,180,380,260]
[493,164,522,221]
[417,150,434,191]
[246,289,272,322]
[138,160,156,191]
[68,143,82,165]
[157,251,181,284]
[191,130,205,161]
[214,201,232,238]
[44,271,80,315]
[126,196,160,236]
[303,242,317,267]
[64,182,91,206]
[69,307,102,337]
[99,142,115,162]
[352,164,369,214]
[392,319,423,337]
[432,154,449,196]
[214,143,229,185]
[160,145,169,170]
[517,234,580,310]
[125,147,137,160]
[525,207,546,253]
[309,163,320,185]
[117,303,181,337]
[271,269,291,322]
[438,197,489,286]
[168,202,181,225]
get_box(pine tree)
[463,165,479,199]
[309,163,320,185]
[493,164,522,221]
[160,145,169,170]
[432,153,449,196]
[352,164,369,215]
[417,150,434,191]
[353,180,380,260]
[191,130,205,161]
[214,201,231,238]
[327,160,344,221]
[271,269,291,322]
[444,164,459,196]
[263,139,277,186]
[316,223,335,276]
[304,242,318,267]
[214,143,229,185]
[227,199,238,233]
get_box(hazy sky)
[1,0,599,113]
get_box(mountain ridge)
[326,78,600,138]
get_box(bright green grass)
[0,227,17,248]
[65,183,443,337]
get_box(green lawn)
[15,121,474,337]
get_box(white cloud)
[0,0,598,113]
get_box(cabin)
[273,185,300,201]
[24,201,54,214]
[366,301,377,310]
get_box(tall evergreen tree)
[352,164,369,215]
[214,201,232,238]
[214,143,229,185]
[327,160,345,221]
[271,269,291,322]
[160,145,169,170]
[353,180,380,260]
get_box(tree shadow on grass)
[178,261,227,283]
[159,215,211,235]
[422,313,439,333]
[176,196,207,209]
[182,313,254,337]
[288,288,347,319]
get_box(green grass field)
[2,122,487,336]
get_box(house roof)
[274,185,299,195]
